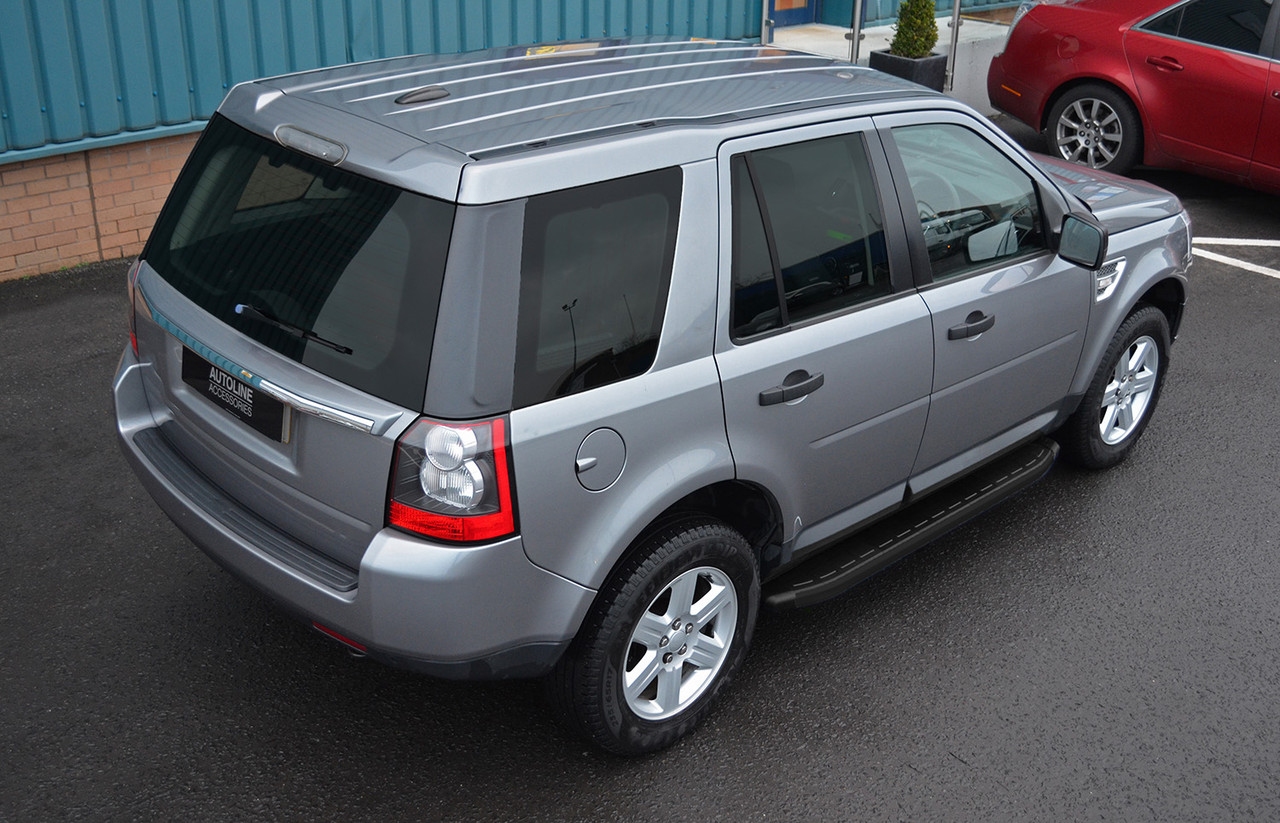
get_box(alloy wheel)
[622,566,738,720]
[1099,334,1159,445]
[1056,98,1125,169]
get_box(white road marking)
[1192,248,1280,280]
[1194,238,1280,248]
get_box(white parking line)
[1189,237,1280,280]
[1194,237,1280,247]
[1192,248,1280,280]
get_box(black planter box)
[868,50,948,92]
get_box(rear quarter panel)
[995,3,1149,133]
[509,160,734,590]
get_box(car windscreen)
[144,114,454,411]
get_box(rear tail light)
[126,258,143,354]
[388,417,516,543]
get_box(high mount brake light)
[388,417,516,543]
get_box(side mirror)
[1058,213,1107,270]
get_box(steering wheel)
[911,170,960,222]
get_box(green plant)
[888,0,939,59]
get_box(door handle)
[1146,55,1184,72]
[948,311,996,340]
[759,370,825,406]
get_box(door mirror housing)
[1058,213,1108,270]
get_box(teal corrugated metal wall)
[0,0,761,162]
[866,0,1019,27]
[819,0,1019,28]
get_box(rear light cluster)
[388,417,516,543]
[126,258,143,355]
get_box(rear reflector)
[312,622,366,652]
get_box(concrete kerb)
[773,18,1011,115]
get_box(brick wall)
[0,133,199,282]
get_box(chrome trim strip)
[149,299,376,435]
[257,379,375,433]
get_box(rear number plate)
[181,348,290,442]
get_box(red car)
[988,0,1280,193]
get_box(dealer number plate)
[181,348,290,442]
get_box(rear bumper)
[114,348,595,679]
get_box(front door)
[877,114,1092,490]
[715,120,932,553]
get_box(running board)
[763,437,1059,611]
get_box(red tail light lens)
[388,417,516,543]
[126,258,143,355]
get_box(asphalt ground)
[3,135,1279,821]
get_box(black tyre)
[1060,305,1170,469]
[545,518,759,755]
[1045,84,1142,174]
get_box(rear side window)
[730,132,893,339]
[145,114,454,410]
[513,168,681,408]
[1141,0,1270,54]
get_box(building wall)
[0,0,764,280]
[1,0,762,162]
[0,133,197,280]
[827,0,1021,27]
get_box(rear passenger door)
[1126,0,1274,177]
[715,120,933,556]
[877,114,1091,491]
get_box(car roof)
[260,38,931,158]
[218,37,942,202]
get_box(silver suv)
[114,39,1190,754]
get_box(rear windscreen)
[144,114,454,410]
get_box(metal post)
[945,0,963,91]
[847,0,865,63]
[761,0,773,45]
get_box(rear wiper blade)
[234,303,353,355]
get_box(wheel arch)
[599,480,783,596]
[1138,277,1186,340]
[1070,273,1184,400]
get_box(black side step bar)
[763,437,1059,611]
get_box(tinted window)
[1145,7,1183,36]
[893,123,1047,281]
[513,169,681,407]
[731,155,783,337]
[1142,0,1270,53]
[731,133,892,338]
[145,115,454,410]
